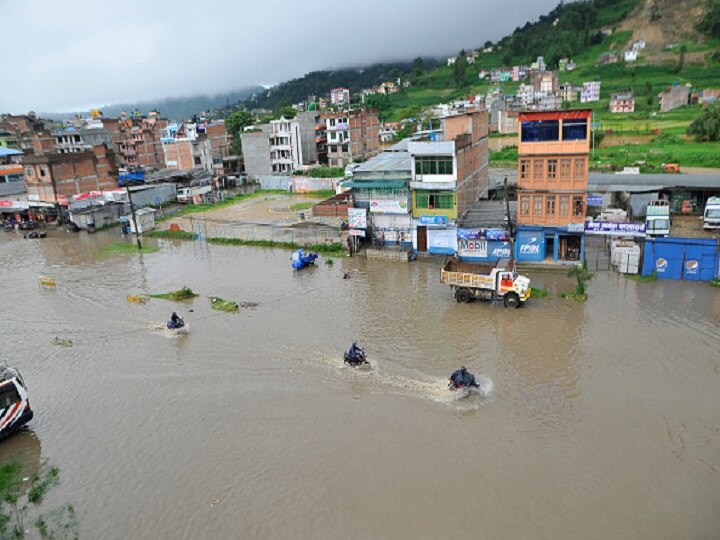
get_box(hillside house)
[610,92,635,113]
[700,89,720,105]
[597,53,618,65]
[624,50,638,62]
[659,86,690,112]
[581,81,601,103]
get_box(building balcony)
[409,179,456,190]
[518,138,590,155]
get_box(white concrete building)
[269,117,303,174]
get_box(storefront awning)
[342,181,407,189]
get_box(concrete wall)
[241,126,272,178]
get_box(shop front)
[413,215,457,255]
[515,225,585,264]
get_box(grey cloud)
[2,0,560,113]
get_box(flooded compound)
[1,230,720,539]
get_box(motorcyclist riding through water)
[168,312,184,329]
[448,366,478,389]
[344,341,366,365]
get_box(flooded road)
[1,230,719,539]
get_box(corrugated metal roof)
[353,151,411,174]
[458,200,516,228]
[588,172,720,191]
[0,147,23,156]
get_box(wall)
[514,227,546,261]
[241,127,272,178]
[642,237,719,281]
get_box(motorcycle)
[343,348,369,367]
[166,318,185,330]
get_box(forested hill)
[240,61,438,111]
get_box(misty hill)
[43,86,263,122]
[239,61,438,111]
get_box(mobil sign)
[457,229,512,261]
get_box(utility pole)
[503,176,515,262]
[126,185,143,249]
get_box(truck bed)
[440,259,498,289]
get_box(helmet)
[172,312,177,317]
[460,366,467,373]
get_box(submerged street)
[1,230,719,539]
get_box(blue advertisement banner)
[457,228,510,241]
[587,194,604,206]
[419,215,447,226]
[585,220,646,236]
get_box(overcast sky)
[3,0,561,113]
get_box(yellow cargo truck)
[440,258,531,308]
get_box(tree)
[225,110,253,155]
[687,103,720,141]
[645,81,654,106]
[484,40,493,49]
[697,0,720,37]
[453,52,468,86]
[277,106,297,119]
[412,57,425,75]
[674,44,687,73]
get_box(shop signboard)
[516,231,545,261]
[349,229,366,237]
[369,200,408,214]
[587,194,604,206]
[347,208,367,229]
[419,215,447,226]
[458,228,509,241]
[585,220,646,237]
[427,228,457,255]
[458,239,487,258]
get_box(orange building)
[515,110,591,263]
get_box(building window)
[533,195,543,216]
[521,120,559,142]
[573,196,584,216]
[519,159,530,179]
[414,156,454,176]
[533,159,543,179]
[559,196,570,216]
[330,145,337,153]
[520,195,530,215]
[194,157,202,165]
[574,158,585,180]
[562,119,588,141]
[547,159,557,179]
[560,159,571,179]
[546,195,556,215]
[40,168,47,177]
[25,168,33,177]
[415,190,454,209]
[342,144,348,153]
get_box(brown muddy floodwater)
[1,229,719,539]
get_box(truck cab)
[645,200,670,237]
[702,197,720,230]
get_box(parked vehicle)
[645,200,671,237]
[702,197,720,230]
[177,185,211,204]
[291,249,318,270]
[440,258,531,308]
[0,367,33,441]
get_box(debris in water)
[210,498,220,508]
[210,296,239,312]
[127,294,149,304]
[38,275,56,287]
[238,302,259,309]
[51,337,73,348]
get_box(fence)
[185,218,342,247]
[584,235,611,271]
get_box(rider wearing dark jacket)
[347,341,362,361]
[449,366,478,388]
[170,312,183,328]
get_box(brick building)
[323,109,379,168]
[609,92,635,113]
[515,109,591,263]
[408,108,489,254]
[659,85,690,112]
[103,112,168,169]
[23,145,118,204]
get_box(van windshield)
[648,219,669,231]
[705,209,720,219]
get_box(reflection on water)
[1,230,720,539]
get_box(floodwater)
[1,230,719,539]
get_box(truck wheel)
[456,288,472,304]
[503,292,520,308]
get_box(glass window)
[574,158,585,180]
[533,196,543,216]
[562,119,588,141]
[533,159,543,179]
[415,191,454,209]
[573,196,584,216]
[519,160,530,179]
[560,159,571,179]
[546,195,556,215]
[414,156,454,176]
[520,195,530,215]
[342,144,348,152]
[521,120,559,142]
[0,385,20,409]
[559,196,570,216]
[547,159,557,179]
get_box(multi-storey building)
[104,112,168,169]
[323,109,379,168]
[581,81,601,103]
[23,144,118,205]
[515,109,591,263]
[408,108,489,254]
[330,88,350,107]
[609,92,635,113]
[659,85,690,112]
